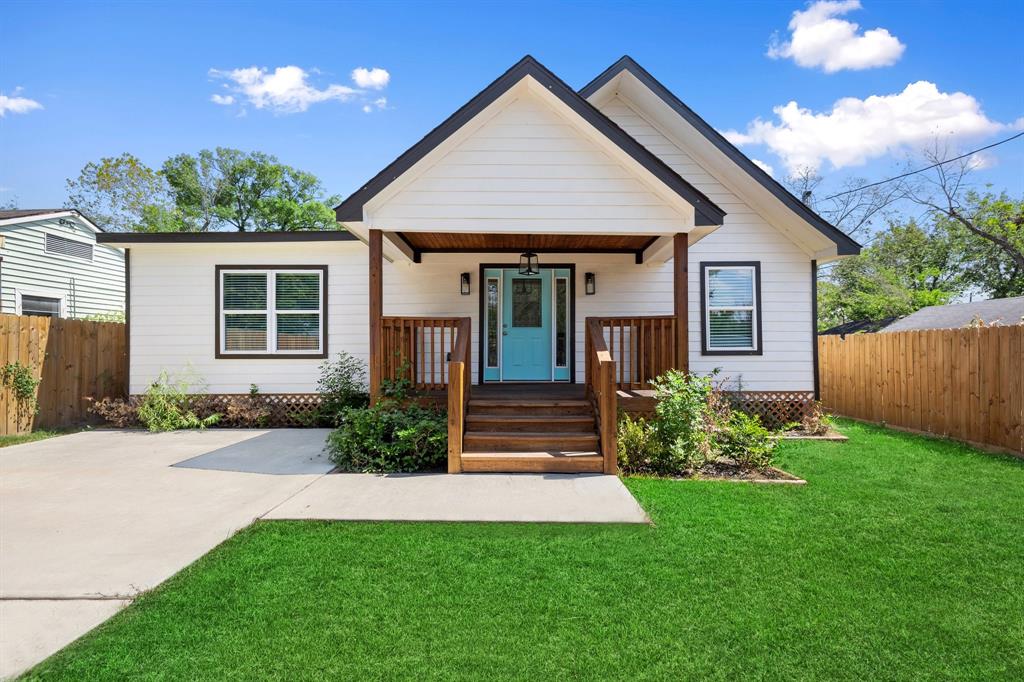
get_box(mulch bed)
[782,429,848,441]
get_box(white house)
[0,209,125,319]
[98,56,860,474]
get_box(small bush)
[327,399,446,473]
[616,413,662,474]
[799,401,836,435]
[651,369,721,471]
[315,352,369,426]
[137,370,220,432]
[1,362,40,431]
[720,411,778,470]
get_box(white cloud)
[751,159,775,177]
[0,88,43,117]
[352,67,390,90]
[210,93,235,105]
[767,1,905,73]
[362,97,389,114]
[723,81,1011,172]
[209,65,359,114]
[968,151,997,170]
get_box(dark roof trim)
[335,55,725,227]
[97,231,357,244]
[0,208,106,232]
[580,56,861,256]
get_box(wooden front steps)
[461,395,602,473]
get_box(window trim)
[44,231,95,262]
[553,275,569,368]
[699,261,762,356]
[484,275,501,369]
[215,265,328,359]
[15,288,67,318]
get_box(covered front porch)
[364,229,695,475]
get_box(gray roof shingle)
[883,297,1024,332]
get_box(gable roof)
[579,56,861,256]
[335,55,726,227]
[0,208,104,233]
[882,297,1024,332]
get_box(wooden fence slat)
[0,314,127,434]
[819,325,1022,455]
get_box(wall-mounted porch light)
[460,272,471,295]
[518,251,540,276]
[585,272,596,295]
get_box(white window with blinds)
[702,263,760,354]
[218,267,325,356]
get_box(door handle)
[502,331,508,336]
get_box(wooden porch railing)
[585,318,617,475]
[446,318,472,474]
[593,316,676,390]
[381,317,463,391]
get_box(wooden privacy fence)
[0,314,127,434]
[819,325,1023,454]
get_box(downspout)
[811,260,820,401]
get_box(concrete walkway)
[0,429,329,679]
[0,429,646,678]
[267,473,649,523]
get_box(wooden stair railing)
[592,316,676,390]
[585,318,618,475]
[446,317,472,474]
[380,317,464,391]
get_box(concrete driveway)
[0,429,646,678]
[0,429,331,679]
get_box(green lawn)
[24,421,1024,680]
[0,429,77,449]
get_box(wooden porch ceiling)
[396,232,658,255]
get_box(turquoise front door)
[501,269,552,380]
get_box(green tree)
[65,153,179,232]
[66,148,339,232]
[818,218,960,330]
[931,192,1024,298]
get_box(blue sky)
[2,0,1022,219]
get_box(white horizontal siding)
[130,243,811,394]
[0,217,125,318]
[128,243,368,394]
[370,93,691,233]
[599,96,815,391]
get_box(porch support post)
[673,233,689,374]
[369,228,383,404]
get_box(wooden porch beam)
[369,229,383,403]
[673,233,689,374]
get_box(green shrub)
[650,369,722,471]
[137,370,220,432]
[616,413,662,474]
[720,411,778,470]
[315,352,369,425]
[327,399,446,473]
[1,362,40,431]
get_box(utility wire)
[822,131,1024,200]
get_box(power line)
[822,131,1024,200]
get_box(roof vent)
[45,233,94,261]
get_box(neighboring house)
[0,209,125,319]
[882,296,1024,332]
[820,318,899,337]
[98,56,860,473]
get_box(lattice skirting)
[127,393,324,428]
[724,391,816,430]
